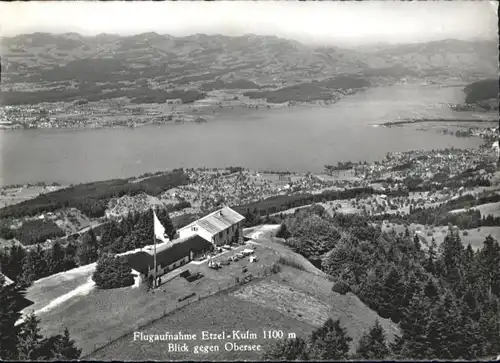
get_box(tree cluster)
[234,187,405,224]
[264,318,391,361]
[0,209,176,287]
[14,219,65,246]
[375,206,500,230]
[99,208,176,254]
[0,275,81,360]
[0,171,189,219]
[267,204,500,360]
[92,254,134,289]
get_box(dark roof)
[0,276,34,312]
[126,234,212,274]
[15,296,34,312]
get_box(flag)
[493,141,500,159]
[153,210,166,241]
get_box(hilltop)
[18,230,398,359]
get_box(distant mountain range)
[0,33,498,105]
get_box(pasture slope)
[88,237,399,361]
[382,223,500,251]
[18,225,399,360]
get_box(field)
[0,185,67,208]
[89,265,399,360]
[236,267,400,351]
[382,222,500,251]
[271,200,362,217]
[449,201,500,217]
[251,235,330,279]
[88,290,315,361]
[22,263,97,315]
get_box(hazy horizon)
[0,1,498,47]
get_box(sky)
[0,1,498,46]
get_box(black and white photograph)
[0,0,499,361]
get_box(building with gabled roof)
[177,206,245,246]
[126,234,212,279]
[126,206,245,281]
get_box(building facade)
[126,206,245,280]
[126,234,212,279]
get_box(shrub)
[270,263,281,274]
[332,281,352,295]
[278,256,306,271]
[463,230,469,236]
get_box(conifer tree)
[0,274,22,359]
[379,266,406,323]
[276,223,291,239]
[425,237,438,274]
[63,241,78,270]
[77,229,99,265]
[440,232,464,279]
[17,312,43,360]
[48,240,65,275]
[426,291,465,359]
[21,245,47,285]
[49,328,82,360]
[92,254,134,289]
[394,292,432,359]
[477,235,500,297]
[309,318,352,360]
[478,296,500,356]
[262,337,309,361]
[159,211,176,240]
[413,234,420,251]
[356,320,390,360]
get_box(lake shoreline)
[1,83,489,187]
[380,118,498,127]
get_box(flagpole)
[153,207,157,288]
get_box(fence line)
[83,267,272,359]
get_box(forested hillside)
[265,205,500,359]
[0,170,189,219]
[464,78,499,104]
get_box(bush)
[332,281,352,295]
[278,256,306,271]
[270,263,281,274]
[463,230,469,236]
[92,254,135,289]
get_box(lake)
[0,83,490,186]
